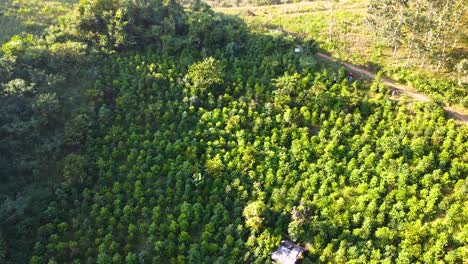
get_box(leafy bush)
[63,154,87,185]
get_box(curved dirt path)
[316,53,468,124]
[226,21,468,124]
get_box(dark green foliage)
[74,0,188,51]
[0,235,6,262]
[63,154,88,184]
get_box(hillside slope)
[1,1,467,263]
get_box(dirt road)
[215,6,468,124]
[315,53,468,124]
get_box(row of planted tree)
[34,27,467,264]
[1,0,467,263]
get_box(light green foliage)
[187,57,224,95]
[0,0,75,44]
[75,0,128,50]
[1,34,35,57]
[206,0,298,7]
[205,155,225,177]
[243,201,267,231]
[3,78,33,95]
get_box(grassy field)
[216,1,385,66]
[215,0,468,108]
[0,0,76,44]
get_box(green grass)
[216,1,370,58]
[0,0,76,44]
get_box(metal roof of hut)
[271,240,307,264]
[294,45,302,53]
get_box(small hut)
[271,240,307,264]
[294,45,302,53]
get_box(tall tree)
[405,0,422,65]
[367,0,409,58]
[431,0,466,72]
[328,0,339,43]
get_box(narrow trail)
[250,24,468,124]
[315,53,468,124]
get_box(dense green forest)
[0,0,467,263]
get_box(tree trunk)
[329,0,333,43]
[406,0,420,66]
[420,52,426,68]
[436,38,447,72]
[452,38,459,49]
[420,31,431,68]
[406,42,413,66]
[392,4,405,59]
